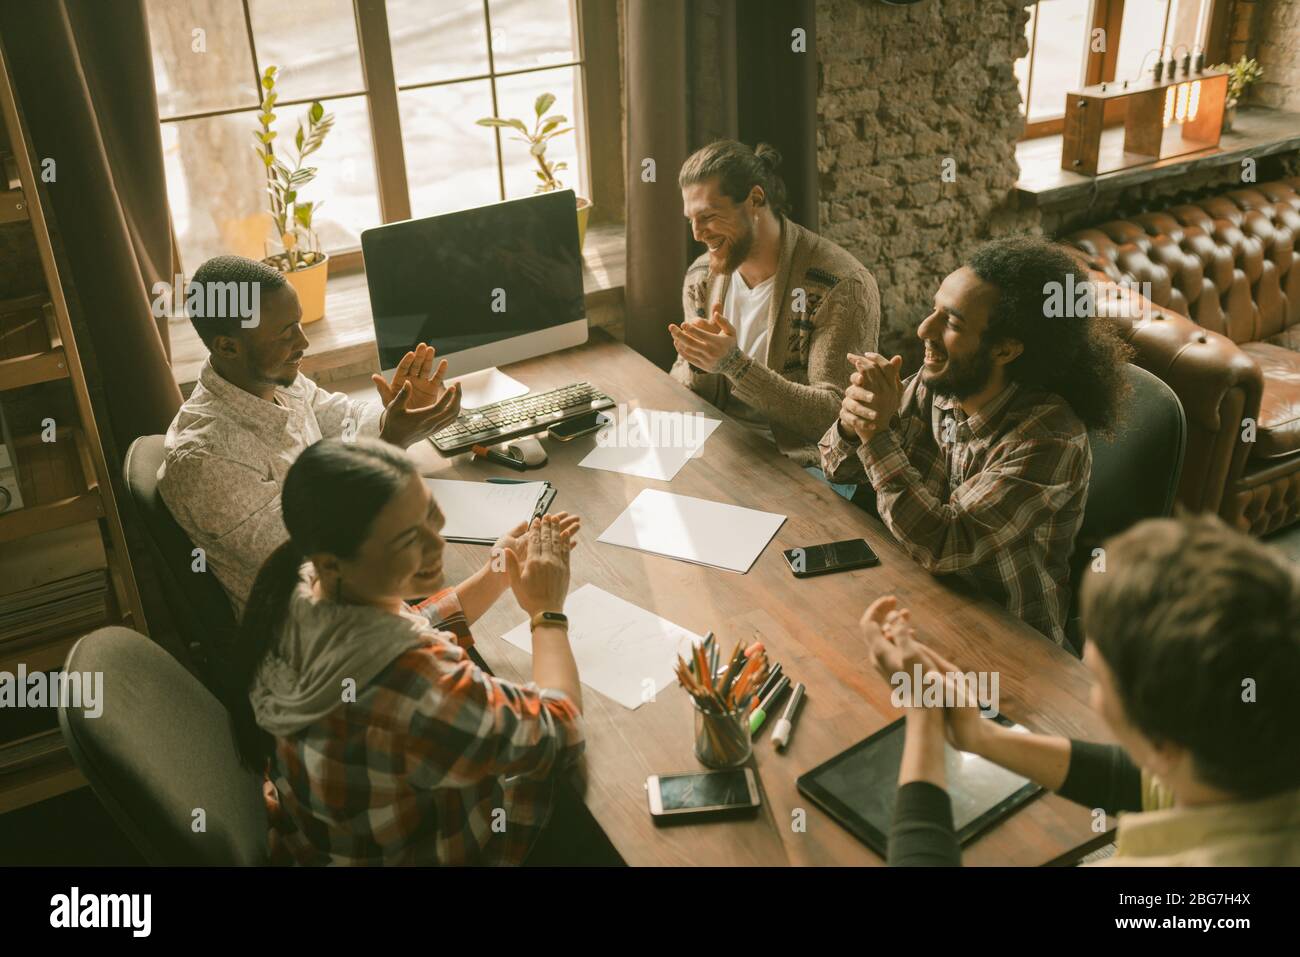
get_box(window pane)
[162,111,266,270]
[1115,0,1170,85]
[1014,2,1037,117]
[246,0,364,99]
[163,96,379,271]
[400,81,502,218]
[146,0,258,117]
[297,96,382,252]
[494,66,585,201]
[488,0,580,72]
[388,0,491,85]
[1166,0,1207,59]
[1027,0,1091,122]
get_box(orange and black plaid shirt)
[819,376,1090,644]
[264,589,584,865]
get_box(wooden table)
[340,330,1113,866]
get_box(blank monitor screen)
[361,190,586,372]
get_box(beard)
[713,219,755,275]
[924,341,995,400]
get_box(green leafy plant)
[252,65,334,271]
[477,93,573,193]
[1212,56,1264,104]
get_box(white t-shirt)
[723,270,776,362]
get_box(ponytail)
[226,539,304,771]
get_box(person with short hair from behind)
[821,237,1133,644]
[862,513,1300,867]
[671,140,880,497]
[158,255,461,617]
[227,437,584,866]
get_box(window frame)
[155,0,622,275]
[1018,0,1228,141]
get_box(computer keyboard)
[430,382,616,453]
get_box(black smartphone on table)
[782,538,880,577]
[548,410,611,441]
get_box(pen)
[472,444,527,472]
[754,662,784,703]
[771,682,805,750]
[748,675,791,735]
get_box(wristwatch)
[530,610,569,631]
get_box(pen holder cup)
[693,702,752,769]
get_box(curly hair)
[966,237,1133,434]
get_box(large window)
[1016,0,1218,138]
[147,0,607,272]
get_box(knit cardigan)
[670,216,881,466]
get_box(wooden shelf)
[0,745,83,815]
[0,428,102,545]
[0,185,24,224]
[0,295,65,390]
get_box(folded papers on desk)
[500,583,704,709]
[597,488,785,573]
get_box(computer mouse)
[506,436,548,468]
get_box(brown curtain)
[623,0,818,369]
[0,0,181,448]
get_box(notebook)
[423,479,553,544]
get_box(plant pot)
[1222,100,1238,132]
[266,252,329,324]
[576,196,593,251]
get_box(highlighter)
[771,682,806,750]
[748,676,791,735]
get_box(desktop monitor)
[360,189,588,382]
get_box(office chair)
[58,626,268,865]
[124,434,239,690]
[1067,364,1187,654]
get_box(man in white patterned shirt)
[158,255,461,617]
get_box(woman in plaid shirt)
[225,437,585,865]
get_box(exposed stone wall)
[1252,0,1300,112]
[815,0,1035,368]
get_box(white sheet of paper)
[451,367,530,409]
[423,479,547,543]
[577,408,721,481]
[500,583,703,709]
[596,488,785,573]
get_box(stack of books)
[0,568,109,646]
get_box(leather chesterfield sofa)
[1065,177,1300,536]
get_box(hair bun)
[755,143,783,171]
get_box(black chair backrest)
[1068,363,1187,649]
[123,434,238,686]
[58,626,267,865]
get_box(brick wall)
[815,0,1034,367]
[1253,0,1300,111]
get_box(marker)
[754,662,784,703]
[771,682,806,750]
[748,675,791,735]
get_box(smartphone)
[646,768,761,821]
[548,411,612,442]
[782,538,880,578]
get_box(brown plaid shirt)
[819,375,1090,644]
[264,589,584,865]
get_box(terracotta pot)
[266,252,329,324]
[576,196,593,250]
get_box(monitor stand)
[451,367,530,410]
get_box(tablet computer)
[796,713,1042,856]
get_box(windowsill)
[167,221,627,390]
[1014,106,1300,207]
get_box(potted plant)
[477,93,592,249]
[252,65,334,323]
[1212,56,1263,132]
